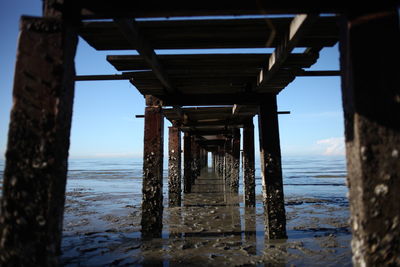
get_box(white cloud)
[316,137,345,156]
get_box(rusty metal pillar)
[0,14,78,265]
[231,128,241,192]
[243,119,256,207]
[258,94,287,239]
[141,96,164,238]
[183,132,192,193]
[168,124,181,207]
[340,10,400,266]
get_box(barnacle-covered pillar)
[168,123,181,207]
[231,128,241,192]
[141,95,164,238]
[258,94,287,239]
[340,10,400,266]
[183,132,192,193]
[223,137,232,186]
[243,119,256,207]
[0,15,78,265]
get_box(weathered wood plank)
[107,53,318,71]
[257,14,318,88]
[80,17,339,50]
[113,18,176,94]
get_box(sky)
[0,1,345,160]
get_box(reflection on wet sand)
[61,167,352,266]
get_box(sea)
[0,155,348,206]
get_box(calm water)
[0,155,348,201]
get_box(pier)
[0,2,399,266]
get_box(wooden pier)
[0,2,399,266]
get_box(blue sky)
[0,1,344,159]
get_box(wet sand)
[61,169,351,266]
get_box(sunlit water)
[63,155,348,200]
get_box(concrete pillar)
[183,132,192,193]
[168,125,181,207]
[243,119,256,207]
[0,16,77,265]
[231,128,241,192]
[141,96,164,238]
[340,10,400,266]
[258,94,287,239]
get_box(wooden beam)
[113,18,176,94]
[78,2,400,19]
[161,93,278,106]
[297,70,340,76]
[75,73,133,81]
[232,104,242,116]
[257,14,318,88]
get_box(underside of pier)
[0,1,399,266]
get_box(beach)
[57,156,351,266]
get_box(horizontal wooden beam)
[80,17,339,50]
[160,93,277,106]
[75,72,138,81]
[113,18,176,94]
[257,14,318,89]
[297,70,340,76]
[78,2,398,19]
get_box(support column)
[212,152,216,171]
[223,138,232,186]
[183,132,192,193]
[231,128,241,192]
[258,94,287,239]
[191,137,200,182]
[219,147,224,177]
[340,10,400,266]
[168,124,181,207]
[0,16,77,265]
[141,96,164,238]
[243,119,256,207]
